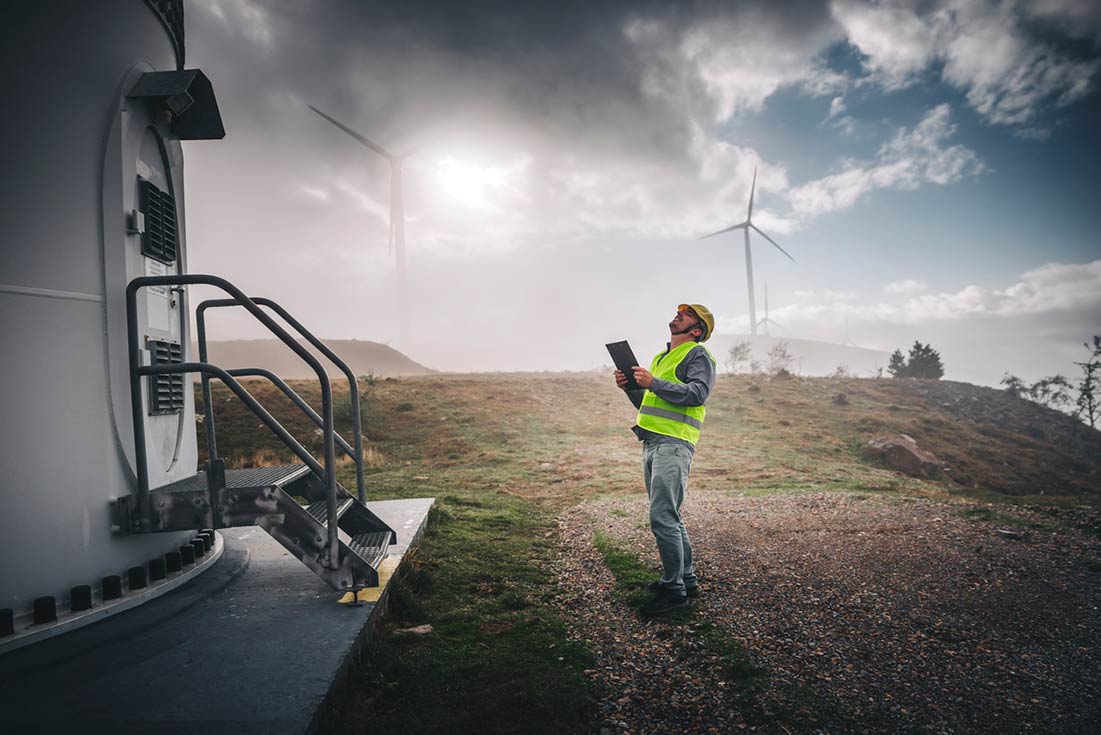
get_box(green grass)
[959,506,1054,532]
[332,497,595,734]
[592,530,659,608]
[199,372,1100,734]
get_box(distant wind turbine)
[308,104,415,336]
[756,282,782,336]
[700,167,795,336]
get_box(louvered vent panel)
[148,339,185,414]
[140,178,179,264]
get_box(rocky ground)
[555,491,1101,734]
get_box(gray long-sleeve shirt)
[627,342,716,447]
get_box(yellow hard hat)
[677,303,714,342]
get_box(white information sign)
[144,257,170,331]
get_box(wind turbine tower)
[757,282,782,336]
[309,105,414,337]
[701,167,794,336]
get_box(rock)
[864,433,945,477]
[392,624,434,636]
[832,392,849,405]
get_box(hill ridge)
[195,338,434,379]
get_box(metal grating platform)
[153,465,310,494]
[306,498,353,525]
[349,531,390,570]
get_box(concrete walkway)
[0,497,434,734]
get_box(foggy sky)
[182,0,1101,386]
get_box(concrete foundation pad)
[0,497,435,734]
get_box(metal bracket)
[108,494,148,534]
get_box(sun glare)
[436,156,508,209]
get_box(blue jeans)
[642,440,697,595]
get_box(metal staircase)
[116,274,395,592]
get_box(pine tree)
[906,341,944,379]
[887,349,907,378]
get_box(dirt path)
[555,491,1101,734]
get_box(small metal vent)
[148,339,184,414]
[140,178,179,264]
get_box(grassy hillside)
[195,372,1100,733]
[199,372,1100,503]
[196,338,434,379]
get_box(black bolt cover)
[191,538,206,557]
[180,545,196,565]
[102,575,123,600]
[165,550,183,573]
[70,585,93,611]
[33,596,57,624]
[1,608,14,636]
[128,566,148,590]
[149,558,167,581]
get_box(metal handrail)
[198,297,367,503]
[254,298,367,505]
[140,363,327,476]
[126,275,339,568]
[225,367,357,460]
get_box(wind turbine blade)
[308,105,394,158]
[698,221,748,240]
[750,223,795,261]
[747,166,757,220]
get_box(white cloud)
[776,260,1101,327]
[823,289,858,301]
[826,96,847,120]
[201,0,274,49]
[631,13,846,124]
[832,0,1099,128]
[788,104,984,219]
[831,0,935,89]
[884,279,927,295]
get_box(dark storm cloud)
[191,0,842,164]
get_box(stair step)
[153,465,311,493]
[348,531,391,571]
[305,498,354,525]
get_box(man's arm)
[637,347,715,406]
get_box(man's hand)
[632,366,654,388]
[614,369,628,390]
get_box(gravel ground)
[555,491,1101,734]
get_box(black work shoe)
[640,589,689,616]
[647,581,700,598]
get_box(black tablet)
[606,341,642,391]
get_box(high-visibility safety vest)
[636,341,716,445]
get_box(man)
[615,303,717,615]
